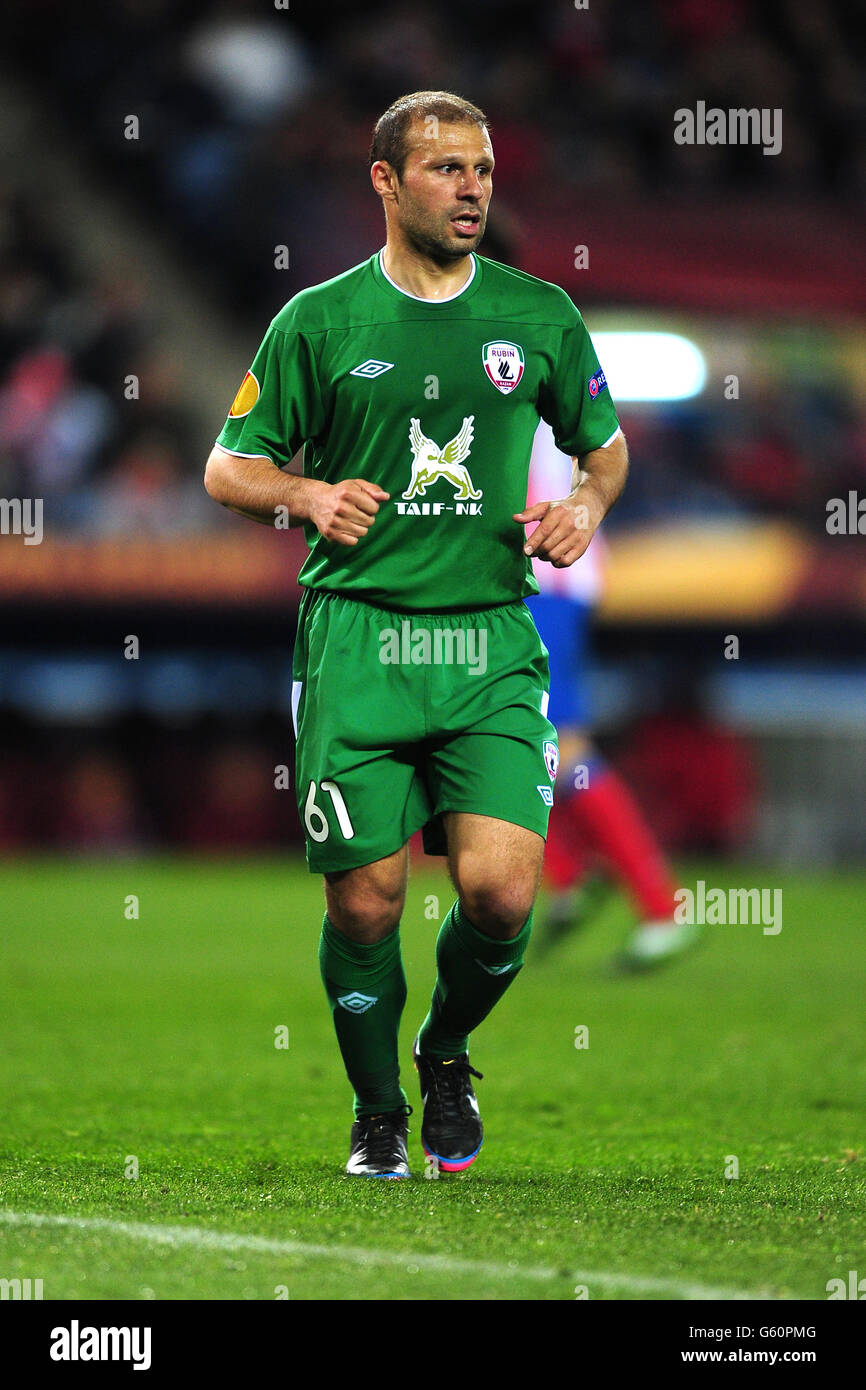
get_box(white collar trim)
[378,248,476,303]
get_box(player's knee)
[325,881,404,944]
[459,881,535,940]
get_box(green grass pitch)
[1,856,864,1301]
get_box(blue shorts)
[525,593,594,729]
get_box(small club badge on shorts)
[482,341,524,394]
[543,739,559,781]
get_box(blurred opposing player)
[204,92,628,1177]
[525,421,700,968]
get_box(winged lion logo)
[403,415,482,501]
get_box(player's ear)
[371,159,399,199]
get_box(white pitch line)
[0,1210,770,1300]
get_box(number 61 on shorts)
[304,780,356,842]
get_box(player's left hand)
[513,492,602,568]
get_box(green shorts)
[291,588,559,873]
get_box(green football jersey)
[216,250,620,612]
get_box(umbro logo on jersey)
[337,992,379,1013]
[482,341,525,394]
[349,359,394,378]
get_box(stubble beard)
[399,196,484,264]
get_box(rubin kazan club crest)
[482,340,524,394]
[403,415,482,501]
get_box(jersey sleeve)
[215,317,325,467]
[538,298,620,457]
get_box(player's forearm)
[570,431,629,525]
[204,447,325,527]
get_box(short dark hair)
[369,91,489,179]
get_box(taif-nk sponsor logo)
[396,415,483,515]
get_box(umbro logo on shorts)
[349,359,394,378]
[537,784,554,806]
[337,992,379,1013]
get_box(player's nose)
[458,172,485,199]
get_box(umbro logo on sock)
[337,992,379,1013]
[475,960,517,976]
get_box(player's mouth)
[450,213,481,235]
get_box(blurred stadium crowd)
[0,185,216,534]
[18,0,866,296]
[1,0,864,536]
[0,717,298,852]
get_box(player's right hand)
[310,479,390,546]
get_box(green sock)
[319,913,407,1117]
[417,900,533,1060]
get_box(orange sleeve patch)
[229,370,260,418]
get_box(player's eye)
[437,163,491,177]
